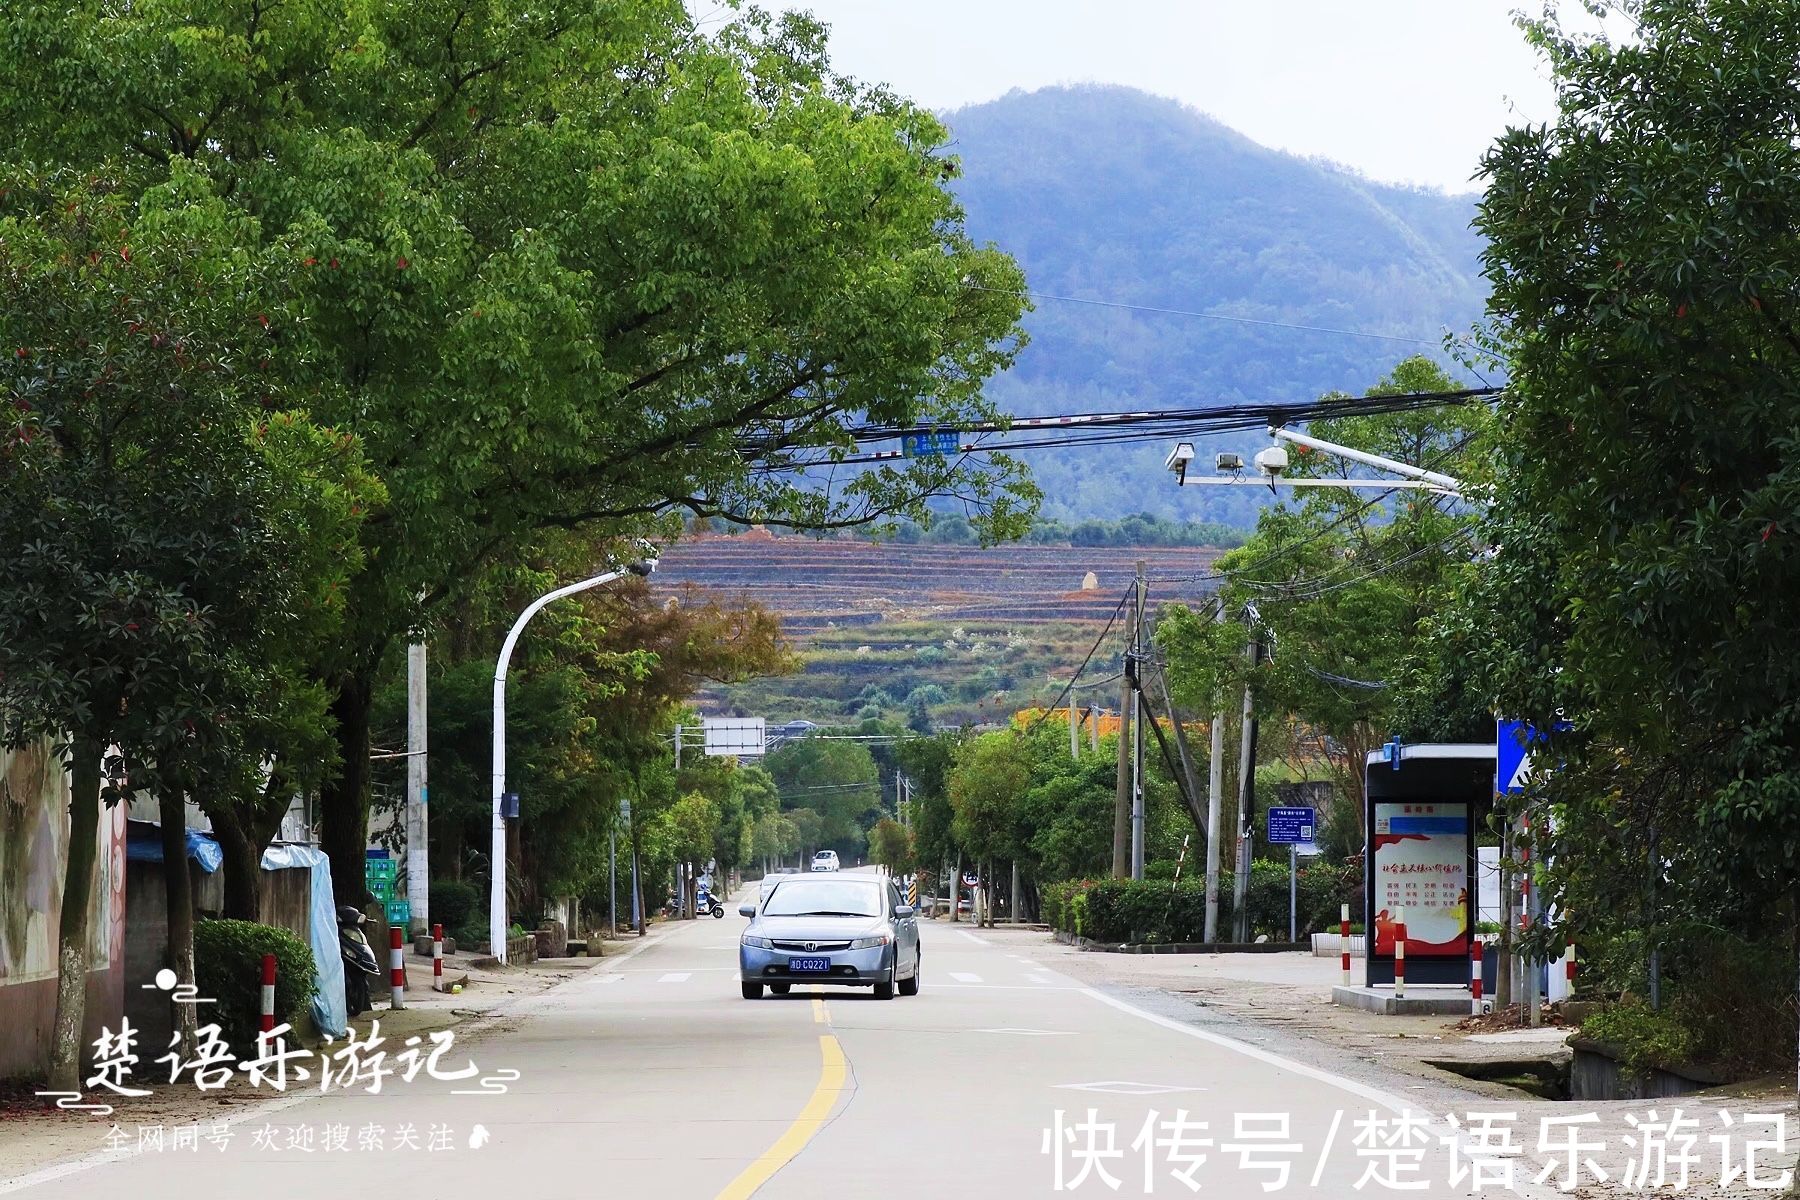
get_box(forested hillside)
[945,86,1489,523]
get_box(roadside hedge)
[432,878,481,942]
[1042,859,1361,945]
[193,918,317,1053]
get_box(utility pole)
[1232,622,1260,943]
[1069,685,1080,760]
[1112,679,1132,879]
[608,824,617,936]
[1089,704,1100,753]
[1153,649,1206,854]
[1130,561,1147,881]
[674,723,683,771]
[1204,608,1227,942]
[405,639,429,935]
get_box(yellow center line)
[810,998,829,1024]
[713,1033,847,1200]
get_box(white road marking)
[969,1028,1076,1037]
[1079,988,1560,1200]
[1026,972,1057,986]
[1055,1081,1203,1095]
[956,931,988,945]
[948,971,983,983]
[657,972,692,983]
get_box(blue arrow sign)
[1266,806,1316,845]
[1497,718,1573,793]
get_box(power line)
[1027,590,1132,734]
[748,388,1501,471]
[964,283,1444,348]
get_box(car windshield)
[761,879,883,918]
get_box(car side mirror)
[894,904,915,918]
[738,903,756,918]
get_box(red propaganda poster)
[1371,802,1470,957]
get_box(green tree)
[897,730,963,873]
[867,817,913,877]
[764,737,880,852]
[0,177,367,1085]
[947,732,1030,924]
[2,1,1035,906]
[374,573,789,922]
[1468,0,1800,1071]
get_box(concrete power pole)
[1204,601,1227,943]
[1129,561,1147,881]
[1069,685,1080,760]
[405,640,429,935]
[1232,629,1261,943]
[1112,672,1132,878]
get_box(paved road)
[6,877,1508,1199]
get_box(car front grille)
[773,940,851,951]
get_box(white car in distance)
[810,850,840,872]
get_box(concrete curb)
[1052,930,1309,954]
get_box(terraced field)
[653,530,1225,725]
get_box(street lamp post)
[490,558,656,964]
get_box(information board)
[1370,801,1470,958]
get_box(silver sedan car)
[738,875,920,1000]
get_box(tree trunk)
[207,804,262,922]
[321,672,375,907]
[950,851,962,922]
[48,742,102,1091]
[158,787,198,1062]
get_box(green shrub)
[1582,1001,1697,1078]
[193,919,317,1053]
[431,878,480,933]
[1040,864,1358,945]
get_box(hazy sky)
[737,1,1579,194]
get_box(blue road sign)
[1496,719,1533,794]
[1496,717,1574,793]
[1266,806,1316,845]
[901,430,961,457]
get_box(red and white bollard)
[1564,928,1577,991]
[1393,906,1407,1001]
[1339,903,1351,986]
[259,953,277,1037]
[432,923,445,992]
[1470,937,1484,1016]
[389,925,406,1010]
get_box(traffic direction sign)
[1266,806,1316,845]
[901,430,961,457]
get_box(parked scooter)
[337,905,382,1017]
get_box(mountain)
[942,86,1490,524]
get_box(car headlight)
[849,933,892,949]
[742,936,774,949]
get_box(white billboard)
[702,717,766,758]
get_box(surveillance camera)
[1253,446,1289,476]
[1164,442,1196,474]
[626,558,659,577]
[1216,452,1244,472]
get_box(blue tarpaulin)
[126,821,346,1038]
[125,821,224,873]
[261,843,348,1039]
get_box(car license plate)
[789,956,830,973]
